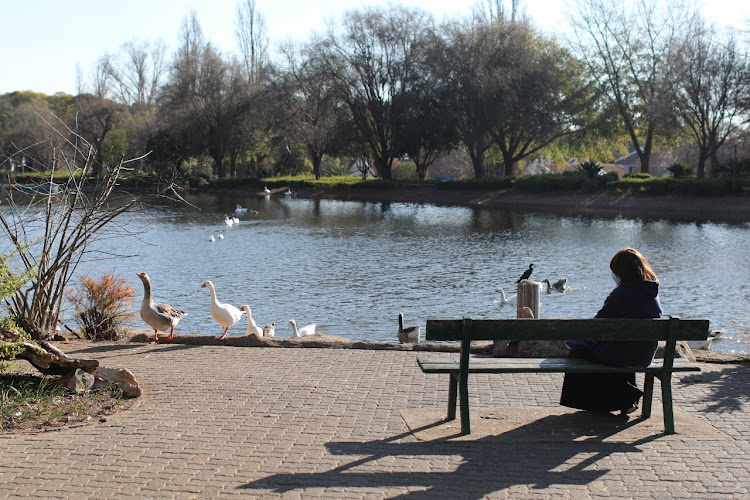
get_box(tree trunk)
[638,148,651,175]
[502,149,515,177]
[211,150,225,179]
[374,156,391,180]
[638,129,654,175]
[413,157,435,182]
[309,147,323,180]
[2,328,98,376]
[466,148,486,179]
[697,149,708,179]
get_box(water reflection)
[18,192,747,354]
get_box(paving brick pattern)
[1,341,749,498]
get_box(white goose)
[136,272,187,343]
[218,231,224,240]
[264,186,271,195]
[240,305,263,336]
[232,216,240,224]
[398,312,421,343]
[289,319,316,337]
[263,323,276,337]
[495,288,517,305]
[225,217,234,226]
[235,204,248,214]
[201,280,243,339]
[209,235,215,242]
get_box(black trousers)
[559,350,643,412]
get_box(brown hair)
[610,248,658,285]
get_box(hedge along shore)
[280,184,750,222]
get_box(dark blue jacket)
[590,280,662,367]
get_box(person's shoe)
[620,403,638,416]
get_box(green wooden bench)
[418,316,709,435]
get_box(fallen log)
[2,328,99,375]
[1,328,141,397]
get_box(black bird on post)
[516,263,534,283]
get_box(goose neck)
[140,278,153,305]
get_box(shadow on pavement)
[681,363,750,413]
[239,413,660,497]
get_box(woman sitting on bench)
[560,247,662,416]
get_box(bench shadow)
[681,363,750,413]
[238,412,659,498]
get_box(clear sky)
[1,0,748,96]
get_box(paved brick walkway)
[2,341,749,498]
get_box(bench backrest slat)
[425,317,709,342]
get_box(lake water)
[62,193,750,354]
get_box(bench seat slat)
[417,357,701,374]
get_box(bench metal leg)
[459,371,470,435]
[642,374,655,419]
[659,374,676,434]
[447,373,458,421]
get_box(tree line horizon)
[1,0,748,183]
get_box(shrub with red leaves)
[66,272,137,340]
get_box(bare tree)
[103,39,168,108]
[570,0,696,174]
[88,56,112,99]
[162,12,253,179]
[672,21,749,177]
[236,0,269,86]
[475,0,523,23]
[0,110,180,339]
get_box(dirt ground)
[290,184,750,222]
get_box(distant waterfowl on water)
[542,278,567,292]
[495,288,517,305]
[289,319,316,337]
[235,204,248,214]
[264,186,271,195]
[136,272,187,343]
[398,313,420,343]
[202,280,244,340]
[225,217,234,226]
[209,235,215,242]
[218,231,224,239]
